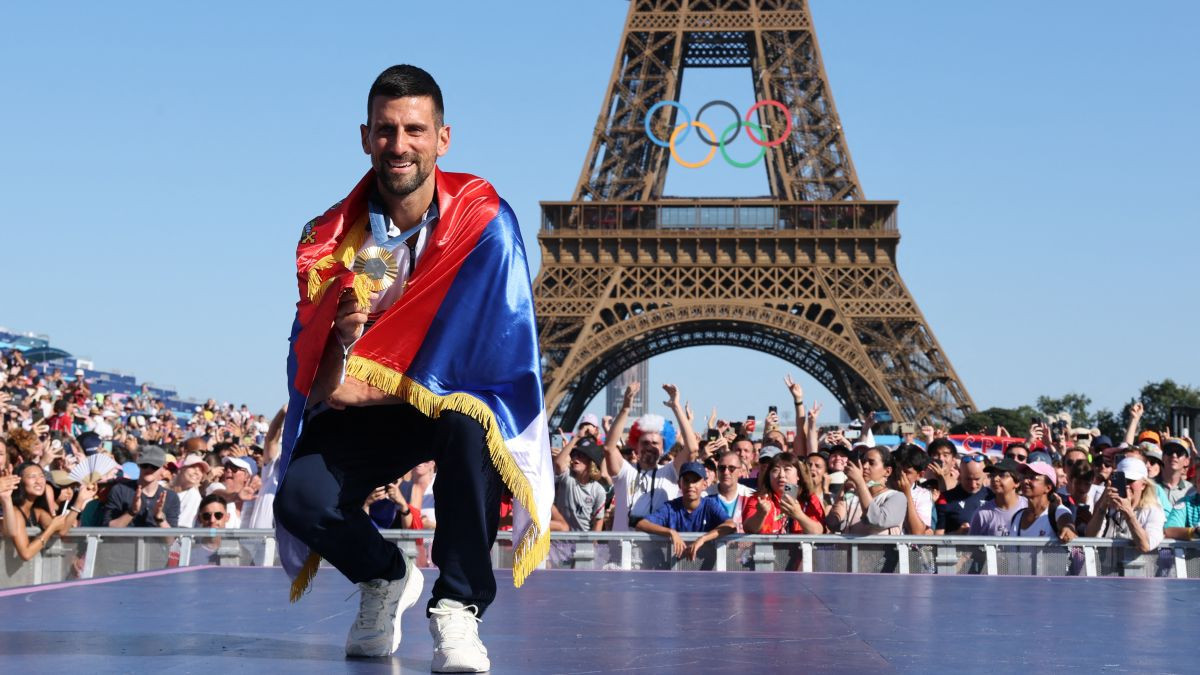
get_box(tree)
[949,406,1039,436]
[1131,379,1200,434]
[1035,393,1093,428]
[1093,408,1123,440]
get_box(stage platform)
[0,566,1194,673]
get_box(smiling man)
[270,65,553,672]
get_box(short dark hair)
[368,65,444,126]
[894,444,931,473]
[927,438,956,457]
[199,494,227,510]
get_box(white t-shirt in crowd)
[1011,504,1072,537]
[1096,506,1166,550]
[611,461,680,531]
[177,487,201,528]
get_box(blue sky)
[1,1,1197,424]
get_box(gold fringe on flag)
[286,354,549,601]
[289,551,322,603]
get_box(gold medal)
[351,246,399,292]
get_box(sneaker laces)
[430,603,482,647]
[351,581,389,630]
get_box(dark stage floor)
[0,566,1195,673]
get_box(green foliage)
[1035,393,1093,427]
[1093,408,1123,439]
[959,381,1200,441]
[949,406,1039,435]
[1131,379,1200,433]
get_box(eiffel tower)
[533,0,975,430]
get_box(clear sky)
[1,1,1197,425]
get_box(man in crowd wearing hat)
[101,445,180,528]
[1164,439,1200,541]
[1157,438,1194,510]
[969,458,1029,536]
[209,455,258,528]
[552,435,606,532]
[636,461,734,566]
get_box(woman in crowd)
[1011,461,1077,541]
[1084,457,1164,553]
[1,463,92,560]
[827,447,907,535]
[743,452,825,535]
[804,451,831,509]
[743,452,824,572]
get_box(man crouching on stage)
[271,65,553,672]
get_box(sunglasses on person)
[199,511,225,523]
[962,455,986,463]
[716,464,740,473]
[1006,452,1028,461]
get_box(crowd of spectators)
[550,377,1200,572]
[4,345,1199,577]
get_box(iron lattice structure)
[534,0,975,429]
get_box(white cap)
[1116,457,1148,482]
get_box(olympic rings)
[645,101,691,147]
[695,100,740,146]
[668,121,718,168]
[718,120,767,169]
[645,99,790,168]
[744,99,792,147]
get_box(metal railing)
[540,200,898,233]
[4,529,1198,589]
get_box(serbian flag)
[270,168,553,600]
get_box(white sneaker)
[428,599,490,672]
[345,562,425,657]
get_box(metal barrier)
[4,529,1199,588]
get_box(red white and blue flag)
[271,169,553,599]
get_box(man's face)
[361,95,449,200]
[989,470,1017,496]
[959,460,986,493]
[198,502,227,529]
[828,451,849,472]
[637,432,663,469]
[1005,447,1029,464]
[1063,449,1087,467]
[680,473,705,501]
[716,456,741,488]
[1166,447,1190,474]
[733,440,755,468]
[138,464,161,486]
[933,446,956,466]
[221,464,248,492]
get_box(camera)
[782,482,799,498]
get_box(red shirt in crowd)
[743,492,825,533]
